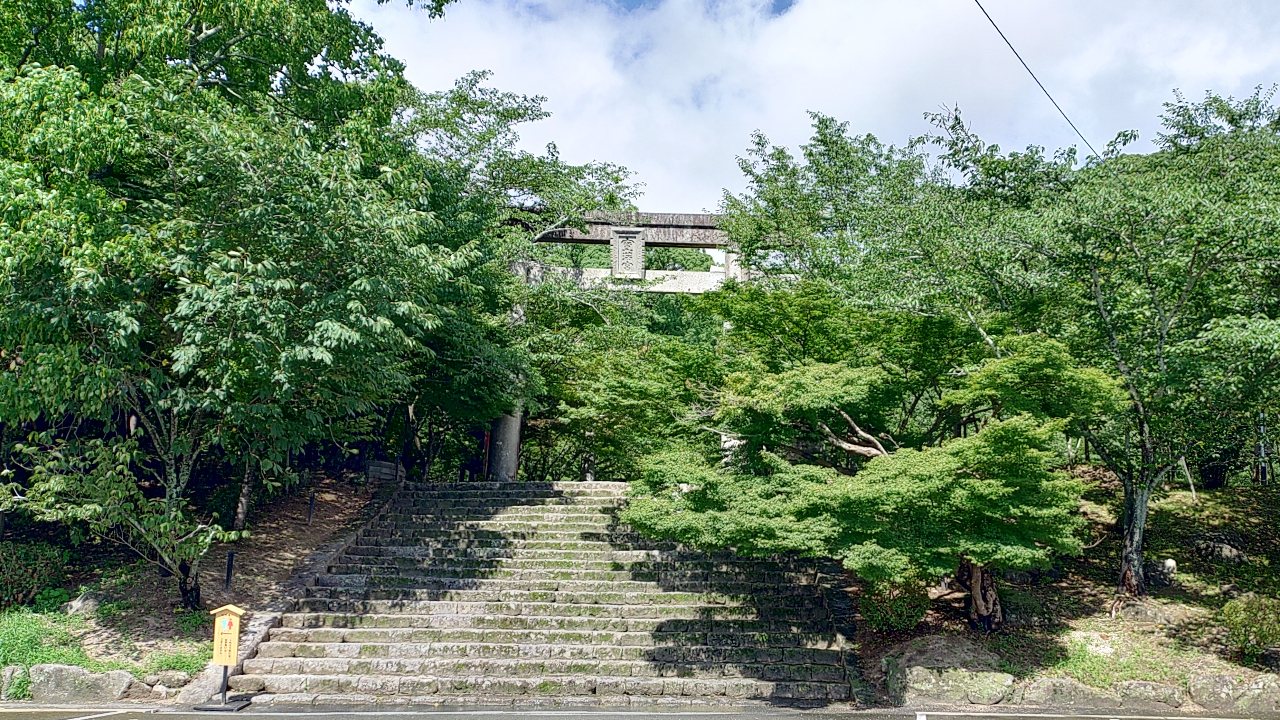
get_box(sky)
[353,0,1280,212]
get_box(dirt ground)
[70,473,389,666]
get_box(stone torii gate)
[512,211,746,294]
[490,212,741,481]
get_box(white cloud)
[355,0,1280,211]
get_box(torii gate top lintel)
[541,212,725,249]
[531,211,743,293]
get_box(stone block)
[1235,674,1280,714]
[883,635,1014,705]
[28,664,134,704]
[1116,680,1184,708]
[399,677,439,695]
[1187,673,1241,710]
[1015,678,1120,708]
[355,676,400,694]
[229,675,266,692]
[1,666,24,700]
[123,679,154,700]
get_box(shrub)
[31,587,71,613]
[0,541,68,608]
[1222,594,1280,661]
[860,579,930,632]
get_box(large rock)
[1116,680,1184,708]
[1114,600,1172,624]
[1188,673,1241,710]
[883,635,1015,705]
[1,666,23,700]
[28,664,134,704]
[122,679,154,700]
[1014,677,1120,708]
[60,592,103,616]
[1235,674,1280,714]
[1195,540,1247,564]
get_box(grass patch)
[142,647,213,677]
[95,599,133,623]
[176,609,212,636]
[0,609,130,698]
[1050,636,1176,687]
[0,607,213,695]
[1040,625,1217,689]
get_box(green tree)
[715,92,1280,596]
[0,0,616,607]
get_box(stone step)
[280,602,829,625]
[391,501,625,512]
[350,536,676,551]
[378,512,620,524]
[328,557,798,575]
[255,640,846,666]
[246,478,855,707]
[295,592,827,612]
[340,546,782,563]
[277,607,829,630]
[369,521,622,534]
[268,613,836,636]
[397,482,626,497]
[262,627,845,650]
[247,653,849,681]
[242,656,850,683]
[234,675,851,702]
[359,531,657,545]
[322,567,808,585]
[306,579,819,596]
[390,503,620,512]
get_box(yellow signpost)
[211,605,244,666]
[196,604,248,712]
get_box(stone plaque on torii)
[517,212,748,293]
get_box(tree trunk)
[960,560,1003,632]
[1118,480,1152,595]
[232,464,254,531]
[177,561,202,610]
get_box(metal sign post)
[194,604,250,712]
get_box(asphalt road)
[0,708,1267,720]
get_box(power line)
[970,0,1100,157]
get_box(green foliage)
[5,668,28,700]
[0,1,631,604]
[859,580,929,632]
[713,89,1280,594]
[95,600,132,624]
[942,337,1126,429]
[142,647,213,677]
[0,541,68,609]
[31,588,71,614]
[1221,595,1280,661]
[0,610,109,673]
[625,417,1085,587]
[176,609,212,636]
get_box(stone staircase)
[234,481,856,707]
